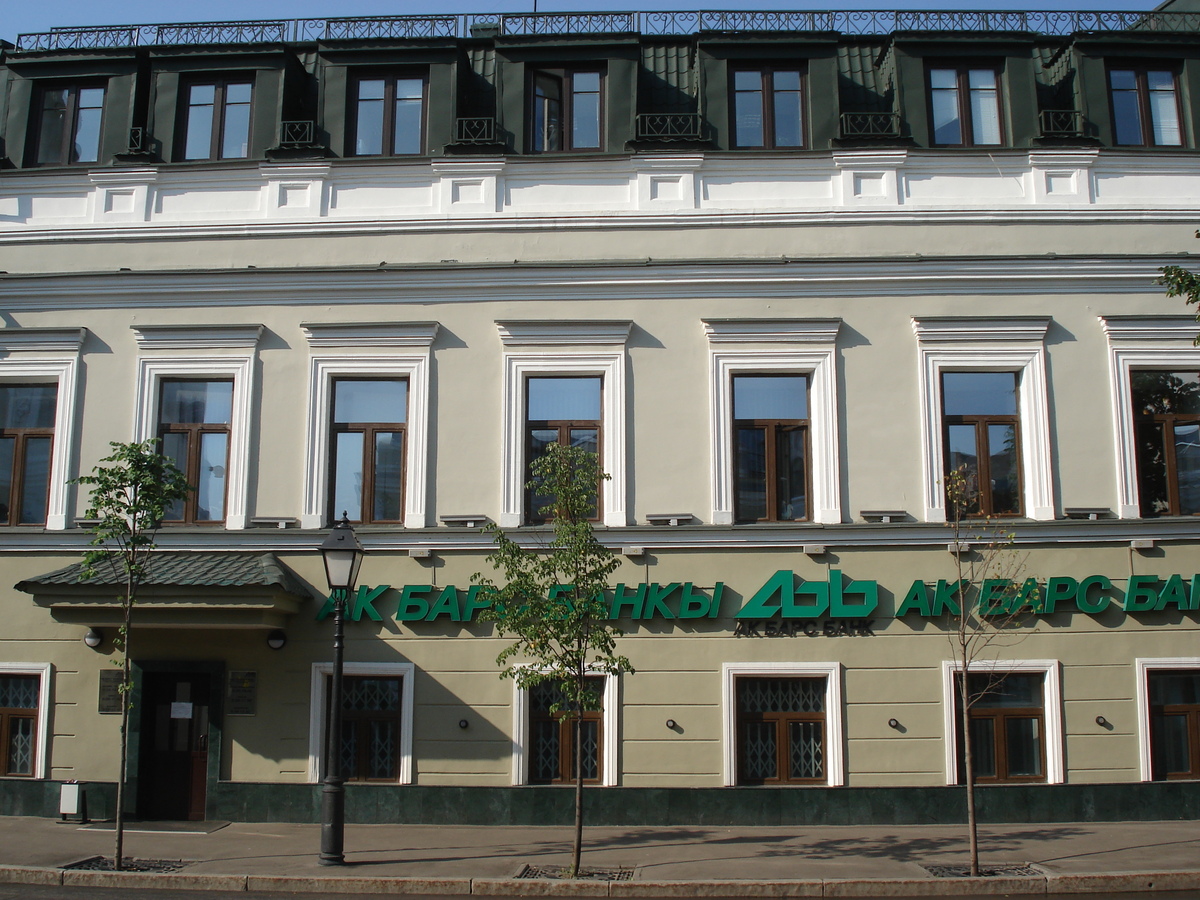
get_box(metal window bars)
[1039,109,1084,138]
[839,112,901,139]
[635,113,704,142]
[453,117,498,145]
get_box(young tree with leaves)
[943,465,1032,877]
[1161,252,1200,332]
[473,443,631,877]
[72,440,192,870]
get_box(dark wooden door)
[137,673,210,820]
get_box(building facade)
[0,7,1199,825]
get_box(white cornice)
[496,320,633,346]
[0,327,87,353]
[131,324,264,349]
[703,319,841,343]
[301,321,439,348]
[912,316,1051,343]
[1099,315,1199,344]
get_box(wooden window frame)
[0,384,55,527]
[523,376,602,524]
[0,674,39,778]
[30,83,106,166]
[1109,66,1184,148]
[529,66,605,153]
[927,64,1004,147]
[327,674,405,783]
[1148,670,1200,780]
[348,72,428,157]
[732,374,811,523]
[527,677,605,786]
[157,378,232,525]
[955,672,1046,785]
[1131,371,1200,517]
[328,378,407,526]
[734,676,827,786]
[729,66,807,150]
[940,373,1023,518]
[178,76,254,161]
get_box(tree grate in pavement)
[517,864,634,881]
[925,863,1042,878]
[61,856,189,873]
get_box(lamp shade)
[320,514,365,592]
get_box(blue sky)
[3,0,1161,43]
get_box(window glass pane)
[5,717,34,776]
[735,425,767,521]
[968,70,1001,145]
[184,85,216,160]
[221,86,252,159]
[943,372,1017,416]
[1132,371,1200,415]
[572,719,600,781]
[159,432,188,520]
[356,100,384,154]
[776,426,807,520]
[334,380,407,424]
[788,720,823,779]
[931,82,962,144]
[393,80,424,155]
[1005,717,1043,777]
[373,431,404,521]
[1152,712,1192,775]
[929,68,958,90]
[1110,69,1138,91]
[987,423,1020,514]
[968,717,996,777]
[1174,422,1200,514]
[73,88,105,163]
[333,431,364,521]
[0,675,38,708]
[197,432,227,521]
[534,73,562,152]
[160,381,233,424]
[1110,71,1144,145]
[358,79,385,101]
[733,375,807,420]
[568,427,598,455]
[367,718,398,778]
[740,720,777,780]
[527,377,600,421]
[970,673,1043,707]
[18,437,51,525]
[573,71,600,94]
[1135,419,1171,516]
[946,424,979,474]
[0,385,57,429]
[0,437,13,525]
[734,75,764,147]
[572,85,601,149]
[37,89,69,164]
[1150,672,1200,705]
[1149,78,1182,146]
[772,72,803,147]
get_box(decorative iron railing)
[127,127,148,153]
[15,10,1200,50]
[454,117,497,144]
[636,113,704,142]
[1039,109,1084,138]
[840,112,901,139]
[279,120,317,146]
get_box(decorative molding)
[301,322,439,348]
[721,662,844,788]
[703,319,841,344]
[307,661,414,785]
[913,318,1054,522]
[511,671,619,787]
[1100,315,1199,344]
[131,324,264,350]
[1134,658,1200,782]
[496,320,633,346]
[0,328,87,354]
[302,354,432,529]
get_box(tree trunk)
[114,588,134,870]
[572,706,584,877]
[960,665,979,876]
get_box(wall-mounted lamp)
[888,718,901,730]
[665,719,677,730]
[266,630,287,651]
[458,719,469,730]
[83,628,103,649]
[1095,715,1109,727]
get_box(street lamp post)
[318,513,364,867]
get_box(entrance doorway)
[137,672,211,820]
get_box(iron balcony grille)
[16,10,1200,49]
[1039,109,1084,138]
[840,112,901,139]
[453,117,498,144]
[127,127,148,153]
[279,120,317,146]
[636,113,704,142]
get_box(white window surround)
[498,321,632,528]
[704,319,842,525]
[913,317,1053,523]
[133,355,256,530]
[0,662,52,780]
[940,658,1064,786]
[1100,316,1200,519]
[1134,657,1200,782]
[721,661,844,787]
[306,661,415,784]
[0,329,84,531]
[510,671,620,787]
[301,341,435,530]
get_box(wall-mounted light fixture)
[266,630,287,650]
[458,719,469,730]
[665,719,677,730]
[1095,715,1109,727]
[83,628,103,649]
[888,718,901,730]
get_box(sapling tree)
[72,440,192,870]
[473,443,631,877]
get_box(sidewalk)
[0,815,1198,895]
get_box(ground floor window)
[0,674,39,776]
[955,672,1045,783]
[528,677,604,785]
[736,676,825,784]
[308,662,414,784]
[1149,669,1200,780]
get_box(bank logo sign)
[317,569,1200,623]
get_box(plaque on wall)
[228,670,257,716]
[98,669,123,715]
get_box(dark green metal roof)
[15,552,316,599]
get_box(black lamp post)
[318,513,364,866]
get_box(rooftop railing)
[14,10,1200,51]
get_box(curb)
[3,865,1200,896]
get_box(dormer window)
[731,68,805,149]
[929,66,1002,146]
[33,84,105,165]
[351,74,426,156]
[1110,68,1182,147]
[531,67,602,152]
[180,78,253,160]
